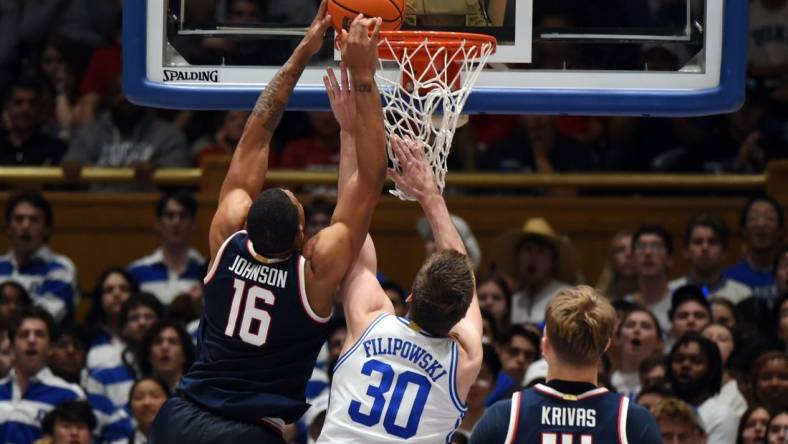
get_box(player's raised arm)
[207,1,332,260]
[389,136,483,390]
[303,16,387,306]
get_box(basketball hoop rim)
[378,30,497,61]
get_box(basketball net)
[375,31,496,200]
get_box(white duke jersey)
[318,314,467,443]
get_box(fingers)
[369,18,382,44]
[315,0,327,21]
[340,62,350,92]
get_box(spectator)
[765,411,788,444]
[776,245,788,295]
[0,192,78,323]
[18,0,112,53]
[84,293,164,408]
[36,38,85,144]
[494,218,579,325]
[671,212,752,304]
[702,323,748,417]
[476,271,512,331]
[63,76,190,192]
[0,307,84,444]
[380,280,407,317]
[652,397,708,444]
[639,353,668,390]
[304,197,334,240]
[417,214,481,270]
[668,285,712,347]
[737,405,772,444]
[725,195,784,304]
[748,0,788,94]
[480,115,596,178]
[278,112,341,170]
[0,77,67,166]
[0,330,13,378]
[0,280,32,328]
[192,111,250,166]
[667,334,739,443]
[636,381,673,412]
[84,267,138,371]
[77,15,122,127]
[480,309,499,345]
[40,401,95,444]
[750,351,788,415]
[626,224,674,333]
[47,327,133,444]
[128,192,205,306]
[776,294,788,350]
[458,344,500,437]
[612,307,663,397]
[596,230,637,301]
[487,325,540,405]
[710,297,738,330]
[128,376,171,444]
[137,320,195,391]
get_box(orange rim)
[378,31,497,61]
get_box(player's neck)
[546,364,598,387]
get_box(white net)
[375,33,495,200]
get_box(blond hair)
[652,398,704,432]
[544,285,616,366]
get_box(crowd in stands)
[0,0,785,443]
[0,0,786,184]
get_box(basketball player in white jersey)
[316,67,482,443]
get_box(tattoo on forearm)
[251,59,306,131]
[354,82,373,93]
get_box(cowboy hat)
[492,217,581,285]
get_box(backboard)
[124,0,747,116]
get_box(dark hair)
[669,285,711,321]
[129,375,172,403]
[5,191,53,229]
[9,306,57,342]
[476,270,513,326]
[120,292,165,330]
[638,353,667,378]
[137,320,196,377]
[0,281,32,308]
[667,333,723,400]
[4,76,45,104]
[750,351,788,406]
[632,224,673,255]
[739,194,784,230]
[736,404,771,444]
[54,324,89,349]
[481,343,502,378]
[304,196,335,223]
[409,250,474,337]
[86,267,139,328]
[636,380,674,403]
[497,324,542,358]
[41,400,96,435]
[684,212,730,249]
[480,308,500,341]
[156,190,197,220]
[709,297,738,325]
[246,188,300,255]
[380,280,406,304]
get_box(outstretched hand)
[324,64,355,132]
[387,136,439,201]
[301,0,333,56]
[339,14,381,76]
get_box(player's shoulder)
[625,397,661,444]
[469,397,514,444]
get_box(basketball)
[327,0,405,32]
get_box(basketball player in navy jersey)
[149,5,388,444]
[470,286,661,444]
[315,65,482,443]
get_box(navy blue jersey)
[178,231,331,424]
[470,381,661,444]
